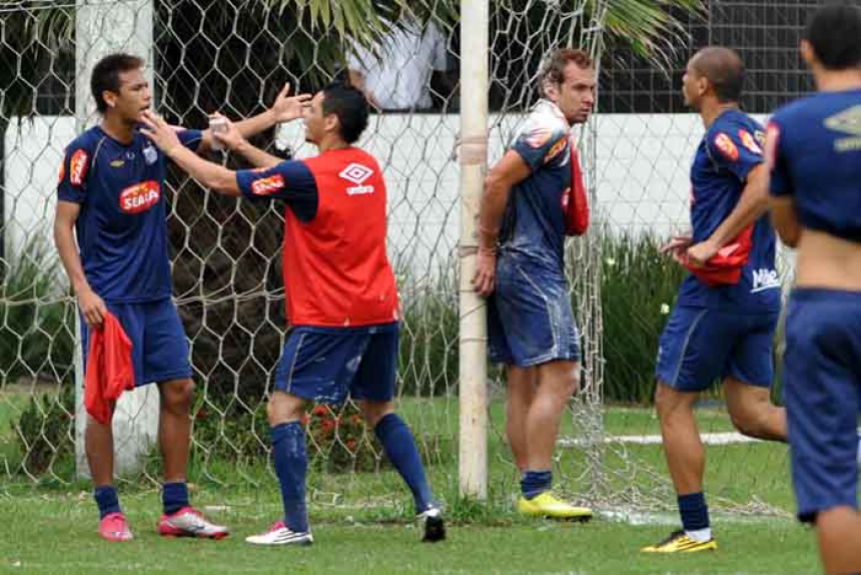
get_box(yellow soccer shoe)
[641,530,718,553]
[516,492,593,521]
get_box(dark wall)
[600,0,819,114]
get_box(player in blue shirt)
[768,5,861,573]
[53,53,310,542]
[472,48,595,520]
[642,47,788,553]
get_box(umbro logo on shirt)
[120,181,160,214]
[339,163,375,196]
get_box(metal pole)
[458,0,489,500]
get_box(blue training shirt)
[57,125,202,303]
[677,109,781,312]
[499,100,573,274]
[769,89,861,242]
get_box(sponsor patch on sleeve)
[713,132,739,162]
[738,129,763,155]
[543,137,568,163]
[251,174,285,196]
[69,149,89,186]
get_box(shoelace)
[266,520,286,533]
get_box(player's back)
[286,147,399,327]
[769,90,861,290]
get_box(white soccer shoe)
[157,506,229,539]
[245,521,314,546]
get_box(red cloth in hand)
[84,311,134,425]
[680,226,754,287]
[565,143,590,236]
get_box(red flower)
[313,405,328,416]
[346,439,357,452]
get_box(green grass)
[0,490,819,575]
[0,391,793,514]
[0,387,809,574]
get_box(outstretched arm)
[141,111,241,196]
[207,113,284,169]
[196,82,311,154]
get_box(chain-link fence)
[0,0,814,517]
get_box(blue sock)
[162,481,189,515]
[271,422,309,533]
[94,485,121,519]
[520,470,552,500]
[678,492,709,531]
[374,413,435,513]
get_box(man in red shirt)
[140,83,444,546]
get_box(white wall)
[5,113,772,276]
[4,117,76,258]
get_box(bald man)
[641,47,787,553]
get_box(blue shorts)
[488,255,579,367]
[655,306,778,391]
[275,322,399,404]
[784,288,861,523]
[81,298,192,387]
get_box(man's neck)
[699,99,739,129]
[318,135,351,153]
[814,68,861,93]
[100,115,135,144]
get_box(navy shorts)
[275,322,399,404]
[488,255,579,367]
[655,306,778,391]
[81,298,192,387]
[784,288,861,523]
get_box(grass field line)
[558,431,758,447]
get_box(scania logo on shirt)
[120,181,161,214]
[251,174,285,196]
[70,149,89,186]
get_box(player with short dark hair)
[54,52,310,542]
[471,47,596,520]
[768,4,861,573]
[642,46,787,553]
[139,82,446,547]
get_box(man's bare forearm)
[709,167,769,246]
[54,223,90,294]
[233,139,284,169]
[478,179,512,251]
[168,146,241,196]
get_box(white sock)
[686,527,712,542]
